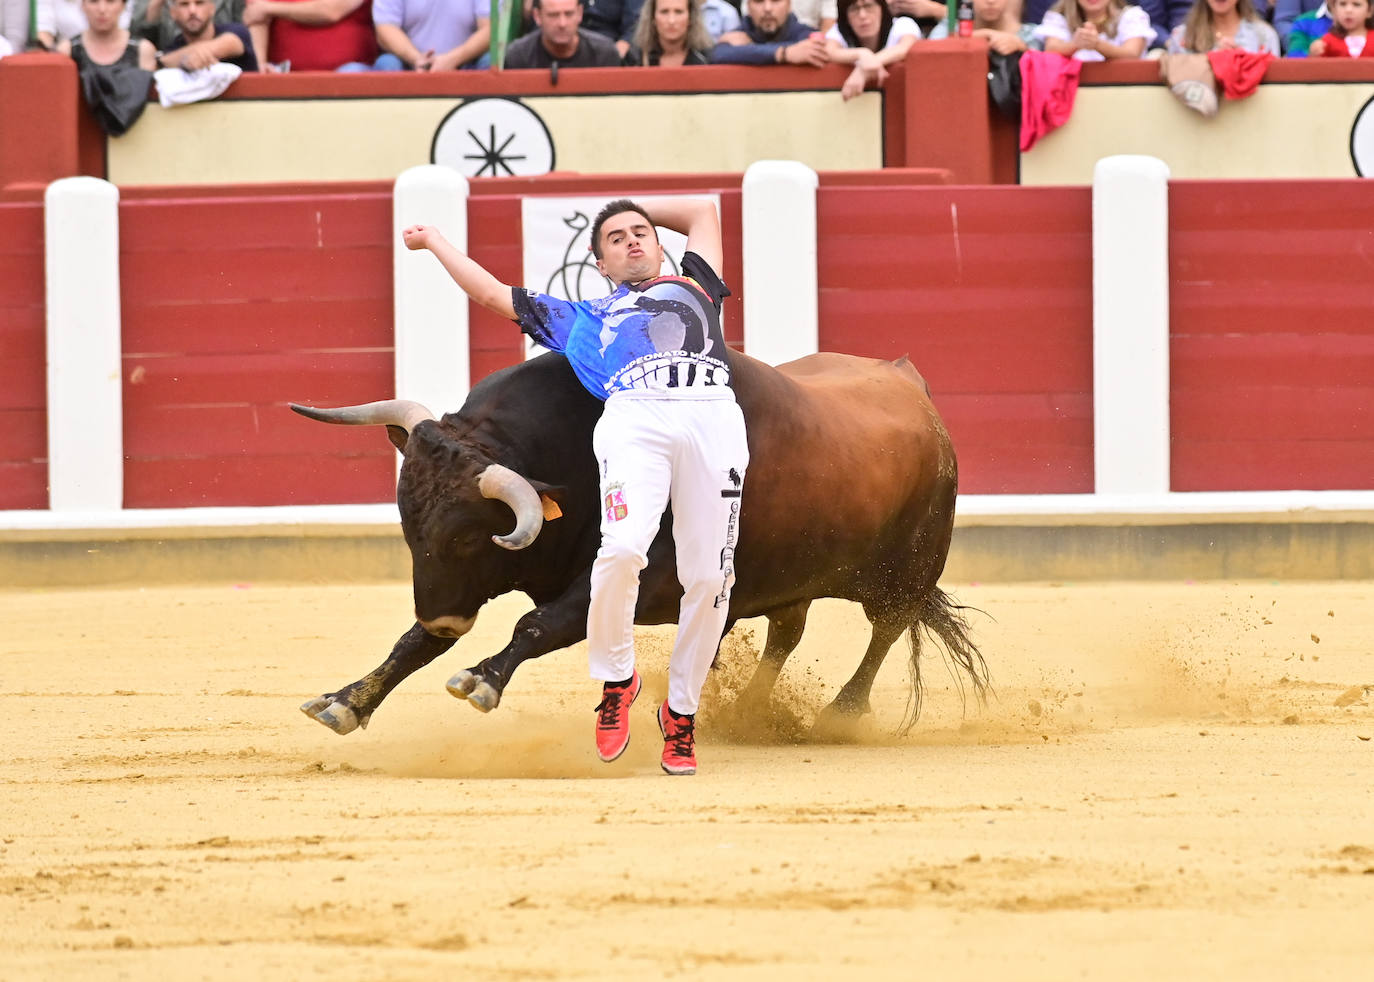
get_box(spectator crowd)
[1,0,1366,131]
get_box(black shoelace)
[665,719,694,757]
[596,691,627,729]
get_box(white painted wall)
[741,160,819,368]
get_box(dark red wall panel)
[1170,180,1374,491]
[0,202,49,508]
[118,188,396,508]
[817,185,1094,494]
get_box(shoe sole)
[596,677,641,763]
[656,705,697,775]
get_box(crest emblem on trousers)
[604,482,628,522]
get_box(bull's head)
[289,400,555,549]
[289,399,564,634]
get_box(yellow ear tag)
[540,495,563,521]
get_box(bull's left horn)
[478,464,543,551]
[289,400,435,432]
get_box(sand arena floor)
[2,578,1372,980]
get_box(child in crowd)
[1167,0,1280,53]
[825,0,920,99]
[929,0,1039,52]
[1282,1,1329,53]
[624,0,714,64]
[59,0,156,69]
[1034,0,1154,59]
[1310,0,1374,54]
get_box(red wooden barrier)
[118,187,396,507]
[0,202,49,509]
[817,184,1095,494]
[1169,180,1374,491]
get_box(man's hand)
[615,39,630,57]
[403,225,440,251]
[412,48,437,70]
[782,34,829,67]
[244,1,272,26]
[983,30,1025,55]
[180,43,221,69]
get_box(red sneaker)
[657,700,697,776]
[594,672,641,762]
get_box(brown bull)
[292,349,987,736]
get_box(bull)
[291,348,987,737]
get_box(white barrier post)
[741,160,819,366]
[45,177,124,512]
[393,165,470,426]
[1092,155,1171,496]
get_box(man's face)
[81,0,126,32]
[595,210,664,286]
[170,0,214,35]
[536,0,584,47]
[747,0,792,35]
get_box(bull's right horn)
[289,400,435,432]
[477,464,543,551]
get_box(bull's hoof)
[809,701,872,744]
[446,669,478,698]
[301,696,362,736]
[466,681,501,713]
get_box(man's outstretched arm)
[643,199,722,277]
[402,225,517,319]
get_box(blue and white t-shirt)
[512,252,733,401]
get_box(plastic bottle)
[957,0,974,37]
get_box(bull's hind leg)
[732,600,811,715]
[810,608,907,741]
[301,622,457,735]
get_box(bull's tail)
[900,587,991,735]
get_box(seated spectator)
[624,0,713,62]
[928,0,1040,47]
[504,0,621,66]
[1024,0,1171,48]
[794,0,838,30]
[37,0,132,47]
[159,0,258,67]
[59,0,157,134]
[700,0,741,38]
[825,0,918,99]
[584,0,644,56]
[336,0,488,70]
[1166,0,1279,53]
[888,0,947,39]
[1034,0,1153,58]
[1282,1,1329,52]
[713,0,829,64]
[1275,0,1325,49]
[242,0,378,71]
[1310,0,1374,53]
[131,0,241,49]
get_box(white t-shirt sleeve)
[1111,4,1154,44]
[825,24,847,45]
[886,16,923,47]
[821,0,839,20]
[1033,11,1071,43]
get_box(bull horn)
[289,400,435,432]
[478,464,543,551]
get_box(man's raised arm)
[643,199,722,277]
[402,225,517,320]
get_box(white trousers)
[587,389,749,715]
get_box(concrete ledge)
[945,521,1374,582]
[4,517,1373,587]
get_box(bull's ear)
[385,425,410,454]
[530,481,567,521]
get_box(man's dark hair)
[590,199,656,260]
[531,0,585,8]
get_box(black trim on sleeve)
[680,251,731,309]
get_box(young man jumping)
[402,198,748,775]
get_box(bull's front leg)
[301,622,457,735]
[446,573,593,713]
